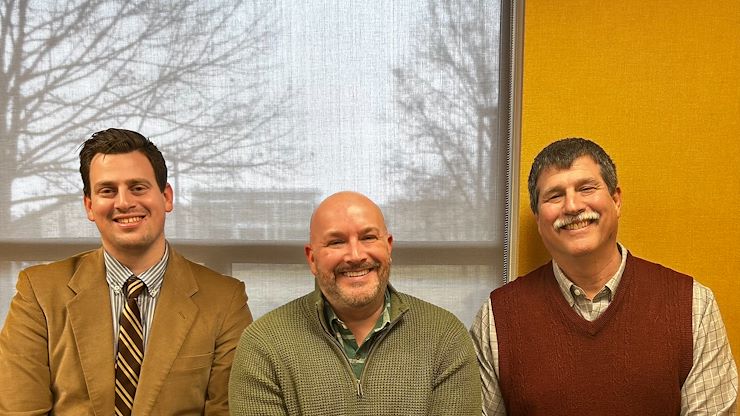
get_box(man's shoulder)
[626,254,695,283]
[240,293,316,342]
[392,290,467,330]
[395,291,454,315]
[169,249,243,288]
[260,293,313,321]
[21,249,101,281]
[390,291,474,358]
[490,262,552,299]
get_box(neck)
[105,241,166,276]
[556,245,622,299]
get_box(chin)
[567,240,611,257]
[341,287,381,307]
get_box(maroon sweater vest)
[491,254,693,415]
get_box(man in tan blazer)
[0,128,253,415]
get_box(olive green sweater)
[228,286,481,415]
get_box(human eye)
[131,184,149,194]
[361,234,379,243]
[580,184,598,193]
[97,187,115,197]
[543,192,562,203]
[326,239,346,248]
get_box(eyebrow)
[322,226,382,238]
[93,178,152,190]
[540,177,601,197]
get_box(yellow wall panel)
[519,0,739,365]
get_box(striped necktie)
[114,276,145,416]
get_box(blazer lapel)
[133,250,198,415]
[66,248,115,416]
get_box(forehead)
[536,156,603,189]
[89,151,155,181]
[311,198,385,236]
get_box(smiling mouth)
[336,262,380,278]
[554,212,600,231]
[342,269,372,278]
[116,216,144,224]
[561,220,591,230]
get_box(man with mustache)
[471,138,737,415]
[0,128,253,415]
[229,191,481,415]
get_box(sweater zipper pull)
[356,379,364,398]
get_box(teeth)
[563,221,590,230]
[118,217,143,224]
[343,269,370,278]
[554,212,600,230]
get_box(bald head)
[309,191,388,244]
[305,191,393,314]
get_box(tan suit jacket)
[0,247,252,415]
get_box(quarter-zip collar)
[314,284,409,335]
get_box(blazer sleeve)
[204,279,253,414]
[0,270,54,415]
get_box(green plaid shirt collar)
[324,289,392,379]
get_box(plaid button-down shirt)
[471,244,739,415]
[325,290,392,379]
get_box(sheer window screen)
[0,0,517,326]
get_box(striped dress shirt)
[104,245,169,354]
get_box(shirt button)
[573,289,582,296]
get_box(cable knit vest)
[491,254,693,415]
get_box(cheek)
[374,248,392,263]
[535,213,551,235]
[87,200,107,220]
[315,252,340,272]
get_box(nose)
[114,189,134,211]
[563,190,585,215]
[344,239,368,264]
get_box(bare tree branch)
[1,0,295,233]
[391,0,500,240]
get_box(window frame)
[0,0,525,307]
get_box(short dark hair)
[527,137,618,213]
[79,128,167,197]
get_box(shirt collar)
[104,243,170,297]
[552,242,628,304]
